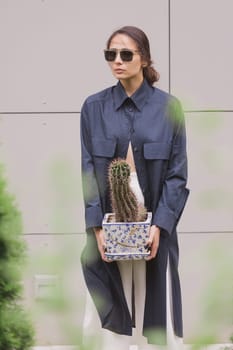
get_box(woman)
[80,26,189,350]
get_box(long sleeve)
[80,102,103,230]
[152,98,189,234]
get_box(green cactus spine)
[108,159,147,222]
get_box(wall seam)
[22,231,233,236]
[1,110,233,115]
[0,109,233,118]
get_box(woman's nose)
[115,52,123,63]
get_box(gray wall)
[0,0,232,346]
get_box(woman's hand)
[93,227,110,262]
[145,225,160,260]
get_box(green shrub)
[0,165,34,350]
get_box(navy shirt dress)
[80,79,189,345]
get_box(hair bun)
[143,65,160,85]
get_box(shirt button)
[128,107,133,112]
[133,147,138,152]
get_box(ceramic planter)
[102,212,152,260]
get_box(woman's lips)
[114,69,125,73]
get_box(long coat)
[80,80,189,345]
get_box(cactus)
[108,159,147,222]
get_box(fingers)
[97,240,107,261]
[145,243,157,260]
[99,247,106,261]
[99,243,110,262]
[145,225,160,261]
[94,228,110,263]
[146,240,159,260]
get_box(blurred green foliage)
[0,164,35,350]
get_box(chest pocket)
[92,138,116,158]
[143,142,171,160]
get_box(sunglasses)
[104,49,140,62]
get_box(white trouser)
[82,172,184,349]
[82,258,183,350]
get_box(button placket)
[123,99,135,143]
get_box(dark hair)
[106,26,160,85]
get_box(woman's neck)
[120,75,144,97]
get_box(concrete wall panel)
[23,233,86,345]
[0,0,169,112]
[171,0,233,110]
[179,232,233,343]
[0,114,85,234]
[179,112,233,233]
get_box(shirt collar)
[112,79,153,111]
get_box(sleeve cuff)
[152,187,190,235]
[152,205,176,235]
[85,206,103,230]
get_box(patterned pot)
[102,212,152,260]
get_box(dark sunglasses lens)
[104,50,116,61]
[120,50,133,61]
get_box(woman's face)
[107,34,145,83]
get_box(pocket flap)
[92,138,116,158]
[144,142,171,160]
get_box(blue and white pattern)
[102,212,152,260]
